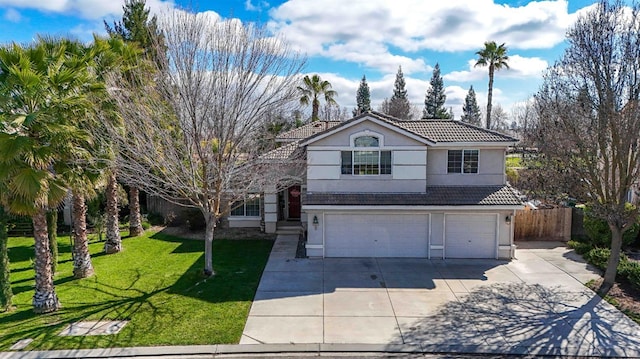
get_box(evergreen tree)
[461,85,482,126]
[387,66,412,119]
[104,0,164,64]
[353,75,371,116]
[423,63,451,119]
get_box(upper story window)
[341,134,391,175]
[447,149,479,174]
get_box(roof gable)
[300,112,434,146]
[298,111,517,146]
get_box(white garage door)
[324,214,429,257]
[445,214,497,258]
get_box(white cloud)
[245,0,269,12]
[0,0,176,19]
[444,55,548,82]
[268,0,579,74]
[3,7,20,22]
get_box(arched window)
[354,136,379,147]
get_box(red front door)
[288,185,301,219]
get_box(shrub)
[584,247,611,271]
[146,212,164,226]
[184,209,206,230]
[141,221,151,230]
[583,205,639,248]
[568,240,592,255]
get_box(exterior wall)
[263,187,278,233]
[228,218,261,228]
[306,120,428,193]
[305,208,515,259]
[426,148,506,186]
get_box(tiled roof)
[390,119,516,143]
[301,111,517,144]
[304,185,523,206]
[260,141,303,160]
[276,121,341,141]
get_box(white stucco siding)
[307,179,425,192]
[393,150,427,165]
[427,148,506,186]
[308,150,340,165]
[310,121,425,147]
[307,165,341,180]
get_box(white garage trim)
[444,213,499,259]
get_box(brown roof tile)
[276,121,341,141]
[300,111,517,144]
[304,185,523,206]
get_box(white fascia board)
[302,205,524,211]
[430,142,517,148]
[299,116,435,146]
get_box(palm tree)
[297,74,338,122]
[90,36,141,251]
[0,38,96,313]
[474,41,509,130]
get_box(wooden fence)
[514,207,572,241]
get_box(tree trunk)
[72,192,94,279]
[486,65,494,130]
[203,211,215,276]
[128,187,143,237]
[46,210,58,275]
[104,171,122,254]
[599,224,624,295]
[0,206,12,311]
[312,99,319,122]
[32,208,60,313]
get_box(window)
[341,135,392,175]
[447,149,479,174]
[230,196,260,217]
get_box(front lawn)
[0,229,273,350]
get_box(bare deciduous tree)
[532,0,640,295]
[107,10,306,276]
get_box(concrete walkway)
[241,235,640,357]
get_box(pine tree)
[387,66,412,119]
[353,75,371,115]
[461,85,482,126]
[423,63,451,119]
[104,0,164,64]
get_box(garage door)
[324,214,429,257]
[445,214,497,258]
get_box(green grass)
[0,229,273,350]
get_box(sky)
[0,0,601,120]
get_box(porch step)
[276,225,303,235]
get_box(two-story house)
[231,111,522,259]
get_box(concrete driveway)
[241,235,640,357]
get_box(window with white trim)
[447,149,479,173]
[230,196,260,217]
[341,135,391,175]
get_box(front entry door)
[288,186,301,219]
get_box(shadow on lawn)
[2,235,271,351]
[391,282,640,357]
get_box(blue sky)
[0,0,600,120]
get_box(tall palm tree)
[297,74,338,122]
[474,41,509,130]
[0,38,96,313]
[90,36,141,252]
